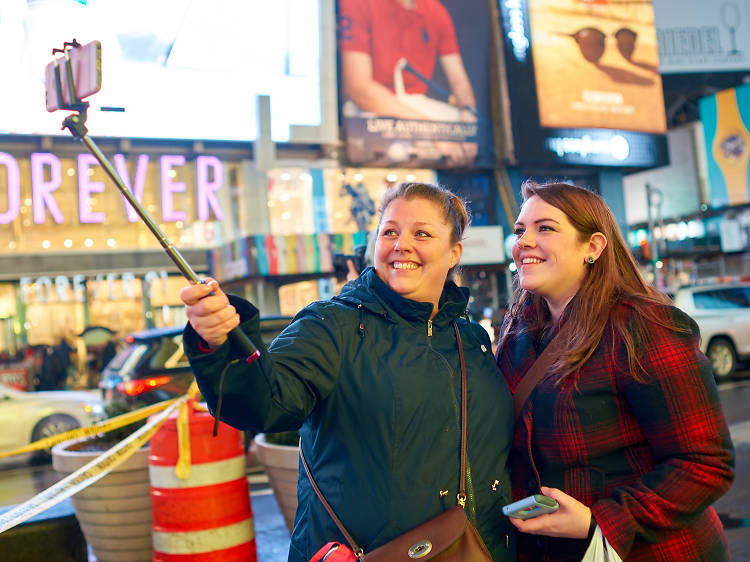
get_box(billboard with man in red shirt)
[336,0,494,169]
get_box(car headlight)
[81,403,105,416]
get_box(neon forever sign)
[0,152,225,225]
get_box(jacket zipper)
[427,319,432,337]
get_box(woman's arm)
[182,286,343,433]
[591,307,734,555]
[341,51,430,119]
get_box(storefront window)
[265,167,437,236]
[323,169,436,233]
[267,169,316,234]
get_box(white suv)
[673,283,750,378]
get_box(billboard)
[699,83,750,208]
[622,124,702,225]
[336,0,495,169]
[0,0,322,141]
[654,0,750,74]
[497,0,668,168]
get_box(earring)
[586,256,595,264]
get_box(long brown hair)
[502,181,673,382]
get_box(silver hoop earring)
[586,256,595,264]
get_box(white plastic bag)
[581,525,623,562]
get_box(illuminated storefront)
[0,142,251,350]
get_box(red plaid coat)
[496,300,734,561]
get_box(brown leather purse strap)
[512,325,568,422]
[453,321,467,505]
[299,321,469,556]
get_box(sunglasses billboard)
[561,27,638,63]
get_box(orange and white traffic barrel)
[149,402,256,561]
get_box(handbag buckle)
[408,540,433,559]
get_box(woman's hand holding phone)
[505,486,593,539]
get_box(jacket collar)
[334,267,469,327]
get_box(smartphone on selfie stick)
[502,494,560,520]
[44,39,260,368]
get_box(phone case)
[502,494,559,520]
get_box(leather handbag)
[302,322,492,561]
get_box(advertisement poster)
[336,0,494,169]
[496,0,668,168]
[653,0,750,74]
[0,0,322,141]
[528,0,665,134]
[699,83,750,208]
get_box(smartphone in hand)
[502,494,560,520]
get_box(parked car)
[672,282,750,378]
[99,316,293,404]
[0,383,105,460]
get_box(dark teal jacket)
[184,267,515,561]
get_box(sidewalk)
[716,420,750,561]
[55,420,750,561]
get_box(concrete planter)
[51,439,152,562]
[254,433,299,533]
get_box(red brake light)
[116,376,171,396]
[125,335,135,343]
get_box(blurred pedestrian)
[37,345,66,390]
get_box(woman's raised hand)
[508,486,592,539]
[180,278,241,349]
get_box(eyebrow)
[381,220,435,227]
[514,218,561,227]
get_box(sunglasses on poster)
[563,27,638,64]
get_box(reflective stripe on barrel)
[149,405,256,561]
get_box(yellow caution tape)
[186,380,200,400]
[174,380,202,480]
[175,399,191,480]
[0,397,180,460]
[0,394,187,535]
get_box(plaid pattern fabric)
[496,301,735,561]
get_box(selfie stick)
[50,41,261,364]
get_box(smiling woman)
[374,186,465,318]
[179,181,517,561]
[511,192,606,321]
[497,181,734,562]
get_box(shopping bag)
[581,525,623,562]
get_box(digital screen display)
[0,0,322,142]
[497,0,668,168]
[336,0,495,169]
[529,0,665,134]
[699,83,750,208]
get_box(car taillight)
[117,376,171,396]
